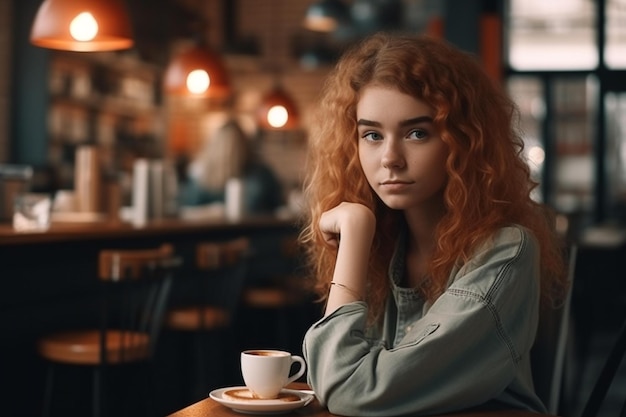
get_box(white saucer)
[209,386,315,414]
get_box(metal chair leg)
[93,367,102,417]
[41,364,55,417]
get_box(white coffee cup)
[240,349,306,399]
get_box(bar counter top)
[0,214,300,246]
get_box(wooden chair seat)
[38,330,150,365]
[243,286,298,308]
[37,243,180,417]
[165,305,230,331]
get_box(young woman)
[300,32,568,416]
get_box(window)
[506,0,602,219]
[605,0,626,68]
[507,0,596,70]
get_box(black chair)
[164,238,250,403]
[531,244,578,415]
[37,244,181,417]
[239,234,316,354]
[579,312,626,417]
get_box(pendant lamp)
[257,0,299,131]
[257,84,299,131]
[30,0,133,52]
[163,43,231,99]
[303,0,350,32]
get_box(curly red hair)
[300,32,567,321]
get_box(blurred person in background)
[179,119,284,215]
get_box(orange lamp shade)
[163,45,231,99]
[257,86,299,131]
[303,0,350,32]
[30,0,133,52]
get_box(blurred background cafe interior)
[1,0,626,416]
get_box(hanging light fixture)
[163,42,231,99]
[303,0,351,32]
[30,0,133,52]
[257,84,299,130]
[257,0,299,132]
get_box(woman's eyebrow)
[399,116,433,127]
[356,116,433,128]
[357,119,381,127]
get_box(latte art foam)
[222,388,300,402]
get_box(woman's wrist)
[343,204,376,241]
[330,281,363,300]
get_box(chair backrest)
[196,238,250,270]
[531,244,578,415]
[97,243,182,363]
[579,311,626,417]
[195,237,250,316]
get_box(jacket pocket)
[390,323,440,351]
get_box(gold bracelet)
[330,281,362,300]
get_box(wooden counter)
[0,214,301,309]
[0,215,299,245]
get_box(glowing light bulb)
[528,145,545,166]
[186,70,210,94]
[267,105,289,128]
[69,12,98,42]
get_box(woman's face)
[357,85,448,212]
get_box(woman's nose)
[381,140,405,169]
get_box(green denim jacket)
[303,225,546,416]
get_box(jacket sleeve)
[302,228,541,417]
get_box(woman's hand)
[319,202,376,247]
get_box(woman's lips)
[380,180,413,191]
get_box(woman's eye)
[362,131,383,141]
[408,129,428,140]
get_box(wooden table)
[167,384,558,417]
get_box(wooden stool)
[37,244,181,417]
[164,238,250,404]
